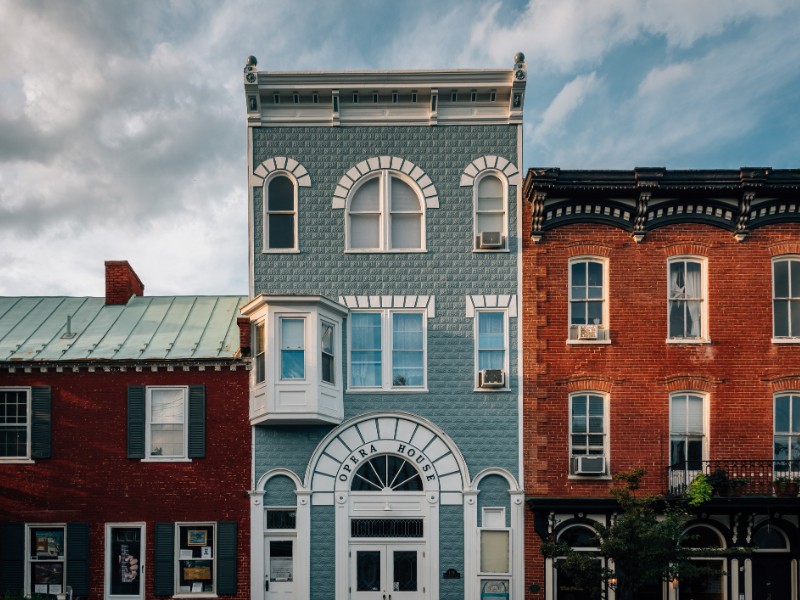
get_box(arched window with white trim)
[679,525,726,600]
[265,174,297,251]
[347,171,424,251]
[474,172,507,250]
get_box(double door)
[351,544,424,600]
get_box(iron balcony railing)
[667,460,800,497]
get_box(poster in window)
[187,529,208,546]
[31,528,64,559]
[32,563,63,594]
[110,527,141,596]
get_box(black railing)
[667,460,800,497]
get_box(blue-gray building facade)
[242,57,527,600]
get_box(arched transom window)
[265,174,297,250]
[348,171,424,251]
[351,454,423,491]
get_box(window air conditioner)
[478,231,504,249]
[577,324,598,340]
[479,369,505,388]
[575,455,606,475]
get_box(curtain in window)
[351,313,381,387]
[670,394,703,469]
[685,262,702,337]
[392,313,423,386]
[670,261,702,337]
[478,312,505,370]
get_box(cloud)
[532,72,600,141]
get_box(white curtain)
[685,262,702,337]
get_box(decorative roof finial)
[514,52,525,64]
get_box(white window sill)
[262,248,299,254]
[0,458,34,464]
[568,474,612,481]
[567,339,611,345]
[345,249,427,254]
[141,458,192,463]
[347,387,428,394]
[173,594,217,599]
[666,338,710,345]
[773,337,800,344]
[473,387,512,393]
[473,248,510,253]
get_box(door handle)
[265,577,269,591]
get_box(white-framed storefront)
[250,411,524,600]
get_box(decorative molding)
[662,375,717,393]
[459,156,520,188]
[563,376,615,394]
[767,376,800,392]
[662,242,711,257]
[768,242,800,257]
[465,295,517,318]
[251,156,311,188]
[332,157,439,209]
[338,294,435,318]
[565,242,612,258]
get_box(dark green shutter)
[216,521,237,595]
[187,385,206,458]
[0,523,24,596]
[66,523,90,596]
[127,385,145,458]
[31,386,51,458]
[154,523,175,595]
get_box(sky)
[1,0,799,297]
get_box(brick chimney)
[237,317,251,357]
[105,261,144,305]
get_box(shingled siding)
[252,124,519,478]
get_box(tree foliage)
[542,468,729,600]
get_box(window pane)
[268,176,294,211]
[775,435,790,462]
[350,215,379,248]
[351,314,382,387]
[356,551,381,591]
[775,300,790,336]
[570,302,586,325]
[477,213,503,234]
[792,260,800,297]
[478,313,505,349]
[793,396,800,433]
[669,262,685,299]
[587,261,603,287]
[480,530,510,573]
[390,177,420,212]
[151,424,183,457]
[686,261,702,298]
[321,323,335,384]
[392,313,423,386]
[281,319,305,380]
[477,196,502,212]
[792,300,800,337]
[686,396,703,433]
[671,439,686,466]
[351,178,379,211]
[0,390,28,458]
[669,300,685,337]
[572,262,586,291]
[776,395,790,432]
[269,214,295,248]
[775,260,790,297]
[587,301,603,325]
[478,175,502,200]
[393,550,418,591]
[479,350,504,371]
[391,214,421,249]
[151,389,185,423]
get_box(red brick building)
[0,261,250,600]
[522,168,800,600]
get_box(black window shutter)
[0,523,24,596]
[216,521,237,595]
[127,385,146,458]
[154,523,175,595]
[31,386,51,459]
[66,523,90,596]
[187,385,206,458]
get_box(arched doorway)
[750,523,792,600]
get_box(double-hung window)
[280,318,305,380]
[176,523,216,595]
[0,388,29,459]
[349,310,425,390]
[146,387,188,459]
[569,393,607,475]
[569,258,607,341]
[474,174,507,250]
[347,171,424,251]
[774,393,800,472]
[265,175,297,251]
[773,257,800,340]
[668,257,707,340]
[255,321,266,384]
[28,525,67,596]
[670,393,706,471]
[321,320,335,385]
[475,310,508,388]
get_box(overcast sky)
[1,0,799,297]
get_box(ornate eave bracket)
[734,191,755,243]
[632,191,651,243]
[530,191,547,243]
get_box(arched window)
[474,173,507,250]
[348,172,423,251]
[265,175,297,250]
[680,525,726,600]
[752,524,789,551]
[350,454,423,491]
[554,525,601,600]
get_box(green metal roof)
[0,295,247,362]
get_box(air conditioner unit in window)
[575,455,606,475]
[479,369,505,388]
[478,231,504,249]
[577,324,598,340]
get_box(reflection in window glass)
[321,322,335,384]
[477,312,505,371]
[149,388,185,458]
[266,176,296,249]
[774,258,800,337]
[280,319,305,379]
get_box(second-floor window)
[0,388,29,459]
[349,311,425,390]
[773,257,800,339]
[569,258,607,341]
[774,393,800,471]
[670,393,706,470]
[569,393,607,475]
[475,310,508,389]
[265,175,297,251]
[255,321,266,384]
[668,258,706,340]
[147,387,188,459]
[280,318,305,380]
[474,173,506,250]
[321,320,335,385]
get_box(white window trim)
[347,309,428,392]
[567,256,610,345]
[278,315,307,382]
[173,522,217,598]
[143,386,190,462]
[473,309,510,391]
[104,522,146,600]
[666,256,709,343]
[669,391,709,466]
[25,523,67,597]
[477,527,512,577]
[473,170,509,253]
[254,321,266,385]
[320,318,337,387]
[773,391,800,470]
[550,524,603,600]
[0,386,32,463]
[772,255,800,343]
[568,392,611,479]
[345,170,427,253]
[263,172,300,253]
